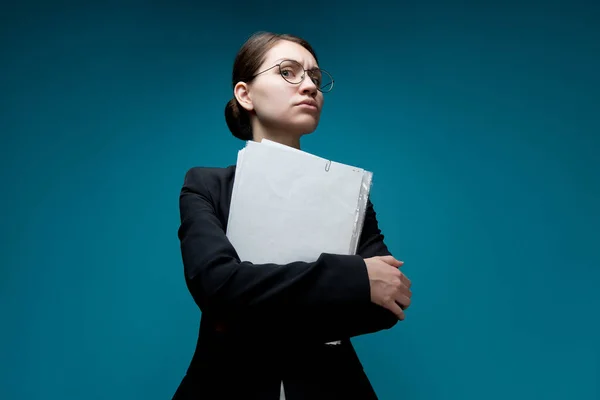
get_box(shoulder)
[179,165,237,223]
[182,165,236,193]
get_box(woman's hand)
[364,256,412,320]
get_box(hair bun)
[225,98,252,141]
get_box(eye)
[308,71,322,87]
[281,68,296,78]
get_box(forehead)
[261,40,318,69]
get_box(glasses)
[251,59,334,92]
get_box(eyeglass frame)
[248,59,335,93]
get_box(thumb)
[377,255,403,267]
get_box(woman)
[173,32,412,400]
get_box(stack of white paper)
[226,139,373,265]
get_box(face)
[234,40,325,138]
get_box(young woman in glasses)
[172,31,412,400]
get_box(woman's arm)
[179,167,394,343]
[347,198,403,333]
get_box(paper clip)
[325,160,331,172]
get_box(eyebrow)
[272,57,318,70]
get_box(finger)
[378,255,403,268]
[395,294,411,310]
[385,301,405,320]
[398,282,412,299]
[400,273,411,288]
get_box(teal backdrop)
[1,1,598,399]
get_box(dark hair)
[225,31,319,141]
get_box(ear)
[234,82,254,112]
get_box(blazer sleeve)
[178,167,396,343]
[347,198,401,333]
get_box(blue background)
[1,1,598,399]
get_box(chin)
[290,124,317,137]
[290,117,320,135]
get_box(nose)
[299,73,318,97]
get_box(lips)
[297,100,318,109]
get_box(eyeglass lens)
[279,60,333,92]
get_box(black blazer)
[172,165,399,400]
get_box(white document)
[226,139,372,265]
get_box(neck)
[251,124,302,150]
